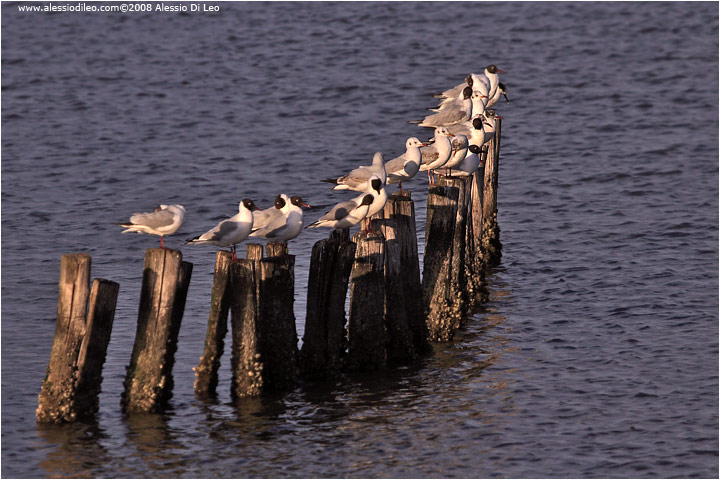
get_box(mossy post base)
[422,177,470,342]
[37,254,119,423]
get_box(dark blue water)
[2,1,718,477]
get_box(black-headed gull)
[467,114,492,150]
[322,152,386,192]
[306,193,374,230]
[414,88,475,127]
[250,194,310,246]
[385,137,428,191]
[482,110,503,143]
[186,199,259,259]
[363,175,387,232]
[480,64,504,102]
[443,134,469,175]
[432,86,473,112]
[446,144,482,177]
[486,81,510,108]
[419,127,455,185]
[120,204,186,248]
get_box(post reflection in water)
[123,412,189,477]
[36,419,111,478]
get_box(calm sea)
[2,1,718,478]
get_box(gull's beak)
[303,203,311,209]
[503,93,510,103]
[495,114,504,120]
[497,69,505,74]
[447,132,455,137]
[421,142,430,147]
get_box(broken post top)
[266,242,288,258]
[246,243,264,261]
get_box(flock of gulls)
[120,65,508,259]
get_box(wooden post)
[37,254,91,423]
[74,279,120,417]
[230,243,298,396]
[422,177,470,342]
[371,192,430,363]
[346,231,387,371]
[299,229,355,379]
[465,166,487,305]
[37,254,119,423]
[482,119,502,266]
[230,244,262,398]
[194,251,233,397]
[256,244,299,391]
[266,242,286,257]
[121,248,193,413]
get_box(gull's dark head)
[371,178,382,193]
[469,144,482,155]
[462,86,473,99]
[274,195,286,209]
[465,74,473,87]
[361,194,374,206]
[242,198,260,211]
[291,195,310,209]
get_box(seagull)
[363,175,387,232]
[446,144,482,177]
[413,87,475,127]
[120,204,185,248]
[482,110,503,144]
[306,192,374,230]
[481,64,504,101]
[470,73,491,99]
[186,199,259,260]
[432,73,473,99]
[322,152,386,192]
[419,127,455,185]
[442,134,469,176]
[250,194,310,246]
[432,86,473,112]
[385,137,428,191]
[486,82,510,108]
[470,90,487,119]
[467,114,492,150]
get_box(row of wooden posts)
[36,122,503,423]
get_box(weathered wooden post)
[371,192,431,362]
[230,244,262,398]
[422,177,470,342]
[231,243,299,398]
[37,254,119,423]
[345,231,387,371]
[194,251,233,397]
[299,229,356,379]
[74,279,120,416]
[121,248,193,413]
[465,163,488,306]
[482,119,502,266]
[256,243,299,389]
